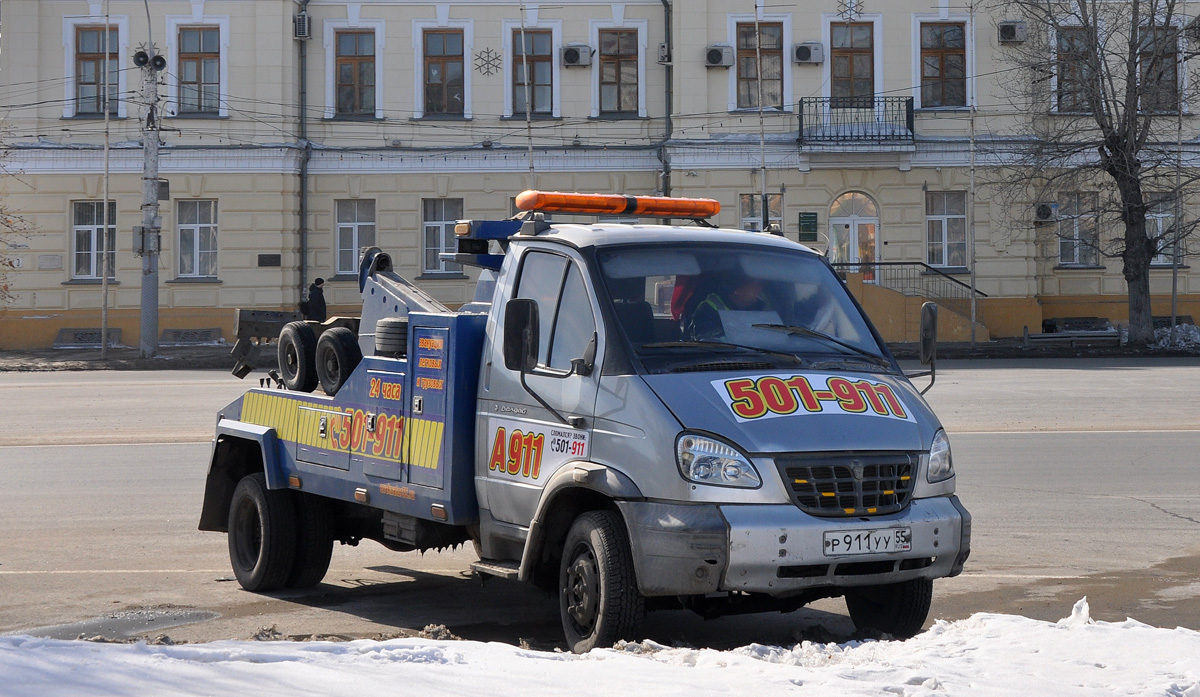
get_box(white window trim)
[820,13,883,103]
[62,15,130,119]
[412,19,474,119]
[740,192,783,232]
[335,200,377,275]
[164,15,231,118]
[588,19,648,118]
[727,13,793,113]
[910,14,975,110]
[925,192,968,267]
[177,199,218,277]
[71,200,116,279]
[422,199,464,274]
[324,17,387,120]
[1057,194,1099,266]
[1048,18,1095,115]
[1147,203,1178,265]
[502,17,563,118]
[1135,18,1189,115]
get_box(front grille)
[776,451,918,517]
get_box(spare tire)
[316,327,362,395]
[278,321,318,392]
[375,318,408,358]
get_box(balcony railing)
[797,97,915,145]
[832,261,987,320]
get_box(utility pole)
[100,1,112,359]
[133,45,166,358]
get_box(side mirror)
[570,332,597,377]
[503,299,539,372]
[919,302,938,366]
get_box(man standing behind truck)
[304,277,327,322]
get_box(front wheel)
[844,578,933,639]
[227,473,297,592]
[558,510,644,653]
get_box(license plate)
[822,527,912,556]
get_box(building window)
[73,201,116,278]
[178,200,218,277]
[739,193,782,232]
[920,23,966,108]
[736,22,783,109]
[336,31,376,115]
[926,192,968,267]
[1056,27,1092,113]
[178,28,220,114]
[1058,192,1099,266]
[1139,26,1179,113]
[600,29,638,113]
[424,29,464,115]
[76,27,119,115]
[1147,196,1178,265]
[831,22,873,108]
[423,199,464,274]
[336,200,376,274]
[513,29,553,115]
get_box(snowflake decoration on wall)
[475,48,502,76]
[836,0,863,21]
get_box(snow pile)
[1154,323,1200,350]
[2,599,1199,697]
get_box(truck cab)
[200,191,969,653]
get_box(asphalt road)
[1,358,1198,648]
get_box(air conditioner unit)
[293,13,311,40]
[704,44,734,68]
[1034,202,1058,222]
[561,43,592,67]
[998,20,1028,44]
[794,42,824,64]
[657,42,671,65]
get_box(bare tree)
[0,134,32,303]
[987,0,1196,344]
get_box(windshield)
[596,243,887,373]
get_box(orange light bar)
[515,190,720,218]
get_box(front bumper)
[618,496,970,598]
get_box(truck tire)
[316,327,362,395]
[227,473,298,592]
[374,318,408,358]
[278,321,318,393]
[559,510,644,653]
[286,491,334,589]
[844,578,933,639]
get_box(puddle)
[19,608,220,640]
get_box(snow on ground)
[1154,323,1200,350]
[2,599,1199,697]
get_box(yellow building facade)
[1,0,1197,349]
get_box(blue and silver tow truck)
[199,191,970,652]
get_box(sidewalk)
[2,336,1197,372]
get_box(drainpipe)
[297,0,311,304]
[660,1,673,212]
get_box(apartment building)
[1,0,1197,348]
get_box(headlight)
[675,433,761,489]
[927,429,955,483]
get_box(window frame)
[598,28,640,114]
[918,22,967,109]
[335,30,377,116]
[502,18,562,118]
[735,21,785,110]
[323,18,386,120]
[414,22,472,119]
[1054,25,1095,114]
[422,198,465,275]
[739,193,783,232]
[163,15,231,119]
[74,27,120,117]
[1138,24,1181,114]
[1146,195,1180,266]
[512,28,555,116]
[1057,192,1101,267]
[514,249,598,371]
[335,199,377,275]
[727,13,792,113]
[72,200,117,280]
[177,199,219,278]
[925,191,968,268]
[177,27,221,115]
[588,19,648,118]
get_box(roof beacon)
[514,190,721,219]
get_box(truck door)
[480,249,602,526]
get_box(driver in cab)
[684,274,771,341]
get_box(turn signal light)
[515,190,720,218]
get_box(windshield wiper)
[751,324,891,368]
[641,341,803,365]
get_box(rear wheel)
[844,578,933,639]
[315,327,362,395]
[286,492,334,588]
[278,321,318,392]
[558,510,644,653]
[227,473,297,592]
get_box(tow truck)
[199,191,970,652]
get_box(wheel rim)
[283,342,299,378]
[322,350,340,382]
[563,542,600,634]
[231,497,263,572]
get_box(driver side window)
[514,251,597,370]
